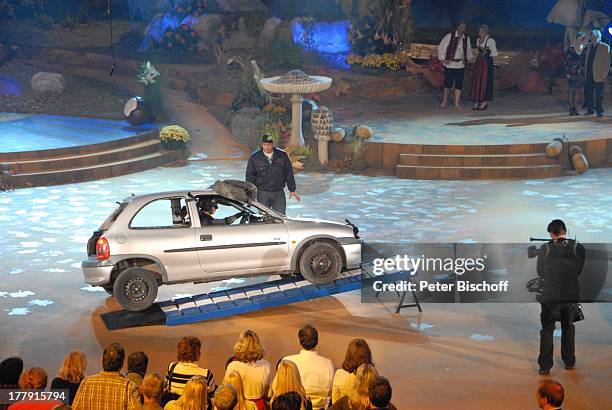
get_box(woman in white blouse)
[224,330,271,410]
[331,338,373,403]
[468,24,499,110]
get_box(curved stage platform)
[332,92,612,180]
[0,113,184,188]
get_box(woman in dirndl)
[469,24,498,110]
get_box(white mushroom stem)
[290,94,305,147]
[315,134,331,165]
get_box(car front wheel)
[113,267,158,311]
[299,241,342,284]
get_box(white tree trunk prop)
[290,94,305,147]
[316,136,331,165]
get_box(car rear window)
[99,202,127,230]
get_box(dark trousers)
[584,78,604,114]
[538,303,576,371]
[257,189,286,214]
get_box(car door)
[195,199,289,278]
[127,196,199,283]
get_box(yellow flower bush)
[160,125,190,144]
[347,52,402,71]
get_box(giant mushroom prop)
[260,70,332,147]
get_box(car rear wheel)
[299,241,342,284]
[113,267,158,311]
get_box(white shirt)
[331,368,356,403]
[282,350,334,410]
[437,31,474,69]
[225,359,271,400]
[476,35,499,57]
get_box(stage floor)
[334,91,611,145]
[0,113,156,153]
[0,161,611,408]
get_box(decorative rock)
[571,150,589,174]
[260,17,282,41]
[192,13,224,47]
[31,72,64,94]
[545,137,564,158]
[331,127,346,142]
[230,107,265,150]
[353,125,373,139]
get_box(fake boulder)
[31,72,64,94]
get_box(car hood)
[286,216,350,228]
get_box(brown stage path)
[2,290,611,409]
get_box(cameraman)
[536,219,585,375]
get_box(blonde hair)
[234,330,265,363]
[348,363,379,410]
[19,367,48,390]
[140,373,164,401]
[270,361,307,409]
[175,377,208,410]
[57,350,87,383]
[223,371,256,410]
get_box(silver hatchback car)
[82,180,362,311]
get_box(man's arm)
[246,155,256,185]
[284,152,297,193]
[466,37,474,61]
[438,33,449,61]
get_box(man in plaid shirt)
[73,343,141,410]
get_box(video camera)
[527,237,549,259]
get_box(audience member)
[50,350,87,404]
[282,325,333,410]
[271,392,303,410]
[136,373,165,410]
[329,364,378,410]
[0,357,23,388]
[8,367,63,409]
[331,339,373,403]
[212,384,238,410]
[270,361,312,410]
[222,371,257,410]
[224,330,271,410]
[72,342,141,410]
[368,377,396,410]
[164,377,208,410]
[127,351,149,387]
[168,336,216,396]
[536,380,564,410]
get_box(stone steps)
[4,150,185,188]
[4,140,162,173]
[396,164,562,180]
[398,152,557,167]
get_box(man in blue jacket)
[246,134,300,214]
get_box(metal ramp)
[159,264,415,326]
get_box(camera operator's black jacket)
[246,147,297,193]
[537,239,585,303]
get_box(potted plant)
[159,125,190,150]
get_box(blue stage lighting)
[292,20,350,54]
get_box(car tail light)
[96,237,110,261]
